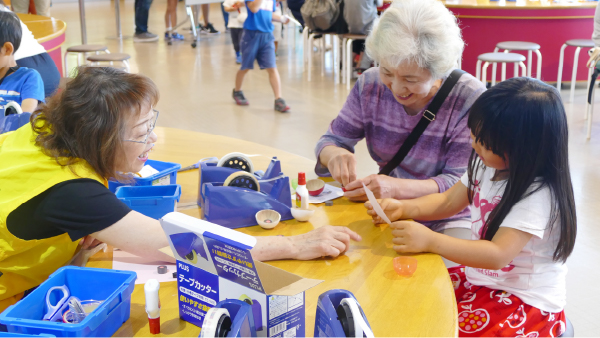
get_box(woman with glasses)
[0,67,361,312]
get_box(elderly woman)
[315,0,486,233]
[0,67,361,313]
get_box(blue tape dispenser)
[314,289,374,338]
[199,299,257,338]
[198,153,293,229]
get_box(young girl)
[366,77,576,337]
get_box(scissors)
[43,285,70,321]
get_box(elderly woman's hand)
[323,147,358,187]
[289,226,362,260]
[364,198,405,224]
[343,174,399,202]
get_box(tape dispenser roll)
[217,152,254,173]
[337,298,374,338]
[201,308,232,338]
[223,171,260,192]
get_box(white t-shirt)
[459,166,567,313]
[223,0,247,29]
[0,7,47,60]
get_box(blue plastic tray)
[0,267,136,337]
[108,159,181,193]
[116,184,181,219]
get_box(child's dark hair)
[467,77,576,263]
[0,11,22,53]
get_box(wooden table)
[17,13,66,76]
[87,127,458,337]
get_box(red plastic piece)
[148,317,161,334]
[297,172,306,185]
[393,256,418,277]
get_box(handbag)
[0,66,32,135]
[378,69,465,176]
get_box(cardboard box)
[160,212,322,337]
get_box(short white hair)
[365,0,464,79]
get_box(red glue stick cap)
[298,172,306,185]
[148,317,161,334]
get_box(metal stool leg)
[557,43,567,92]
[491,62,497,86]
[570,47,582,103]
[588,81,595,140]
[534,49,542,80]
[308,34,315,81]
[586,66,593,119]
[63,52,70,77]
[476,60,482,82]
[482,62,490,85]
[321,37,325,77]
[346,38,353,90]
[501,62,507,81]
[527,50,532,78]
[124,60,130,73]
[302,27,309,68]
[334,36,340,84]
[519,61,526,77]
[514,62,518,78]
[341,37,347,84]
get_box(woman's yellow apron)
[0,126,105,312]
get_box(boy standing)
[0,12,44,115]
[232,0,290,112]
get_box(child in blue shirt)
[0,12,44,116]
[232,0,291,112]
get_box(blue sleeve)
[20,69,45,103]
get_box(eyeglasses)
[124,109,159,144]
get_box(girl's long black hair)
[467,77,576,263]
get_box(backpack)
[301,0,341,31]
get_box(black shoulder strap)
[379,69,466,176]
[0,66,20,86]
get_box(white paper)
[362,183,391,225]
[112,249,176,284]
[307,184,344,204]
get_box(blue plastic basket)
[108,159,181,193]
[0,333,55,337]
[0,267,136,337]
[115,184,182,219]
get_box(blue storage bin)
[108,159,181,193]
[0,333,55,337]
[115,184,182,219]
[0,267,136,337]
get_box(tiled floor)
[49,1,600,335]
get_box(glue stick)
[144,279,161,334]
[296,172,309,210]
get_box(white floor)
[49,1,600,335]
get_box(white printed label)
[283,327,297,337]
[269,295,288,320]
[269,322,287,336]
[287,292,303,311]
[152,175,170,186]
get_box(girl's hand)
[344,174,398,202]
[390,221,435,253]
[364,198,404,224]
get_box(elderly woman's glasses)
[125,110,159,144]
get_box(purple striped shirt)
[315,68,486,230]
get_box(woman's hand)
[289,226,362,260]
[343,174,399,202]
[364,198,405,224]
[588,47,600,68]
[322,146,358,187]
[390,221,435,254]
[79,236,104,250]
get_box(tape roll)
[200,308,231,338]
[217,152,254,173]
[223,172,260,192]
[338,298,374,338]
[238,294,253,305]
[184,249,199,265]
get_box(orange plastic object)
[393,256,418,277]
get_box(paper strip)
[362,183,391,225]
